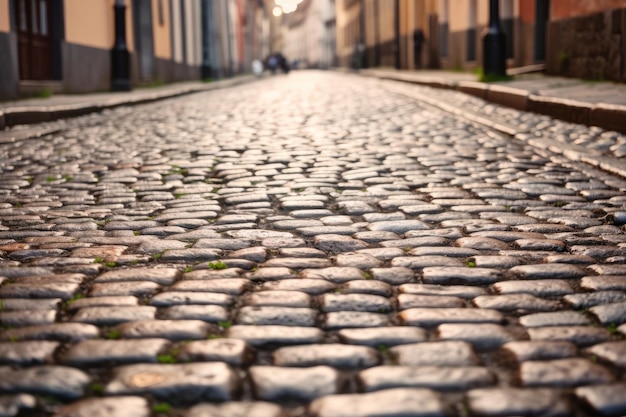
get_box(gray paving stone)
[89,281,160,297]
[503,341,579,362]
[470,255,522,269]
[399,308,503,327]
[0,365,90,399]
[370,267,415,284]
[301,266,366,283]
[237,306,316,327]
[0,310,56,327]
[114,319,211,340]
[149,291,233,307]
[580,276,626,291]
[473,294,559,312]
[437,323,515,350]
[186,402,287,417]
[519,311,590,327]
[248,267,295,281]
[226,325,324,346]
[392,256,464,269]
[262,257,332,269]
[250,366,339,402]
[380,236,449,248]
[261,279,337,294]
[509,264,585,280]
[390,341,479,366]
[104,362,237,402]
[493,279,574,296]
[159,305,229,322]
[422,267,500,285]
[193,238,251,250]
[467,387,571,417]
[320,293,390,312]
[589,301,626,325]
[575,384,626,417]
[324,311,389,329]
[0,282,80,300]
[71,306,156,326]
[0,323,99,342]
[314,235,368,252]
[527,326,613,346]
[170,278,251,295]
[359,365,495,391]
[338,280,393,296]
[308,387,445,417]
[334,252,383,268]
[398,294,465,309]
[0,341,59,365]
[400,283,486,298]
[520,358,614,387]
[178,338,254,366]
[0,298,61,311]
[244,290,311,307]
[587,341,626,368]
[337,327,427,347]
[66,296,139,311]
[54,396,151,417]
[63,338,169,366]
[273,344,379,368]
[408,246,480,257]
[0,394,36,417]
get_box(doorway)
[534,0,549,61]
[15,0,54,80]
[133,0,155,81]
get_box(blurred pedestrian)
[413,28,425,69]
[267,54,278,74]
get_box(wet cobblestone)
[0,71,624,415]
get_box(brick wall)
[546,8,626,82]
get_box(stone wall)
[546,8,626,82]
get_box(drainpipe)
[111,0,131,91]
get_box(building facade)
[334,0,626,82]
[0,0,267,101]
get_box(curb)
[360,70,626,134]
[0,76,258,130]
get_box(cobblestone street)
[0,71,625,417]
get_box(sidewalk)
[360,68,626,134]
[0,75,258,130]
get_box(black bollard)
[111,0,131,91]
[483,0,506,78]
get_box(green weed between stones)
[105,329,121,340]
[90,383,104,395]
[608,323,618,334]
[217,320,232,329]
[208,261,228,270]
[152,402,172,415]
[157,354,176,364]
[466,258,476,268]
[184,266,194,273]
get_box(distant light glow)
[275,0,302,14]
[281,3,297,13]
[272,6,283,16]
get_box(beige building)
[0,0,267,100]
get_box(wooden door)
[15,0,54,80]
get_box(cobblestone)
[1,71,625,414]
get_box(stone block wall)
[546,8,626,82]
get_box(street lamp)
[483,0,506,78]
[111,0,130,91]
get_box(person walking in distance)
[413,28,425,69]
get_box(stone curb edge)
[360,70,626,134]
[379,77,626,180]
[0,75,259,131]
